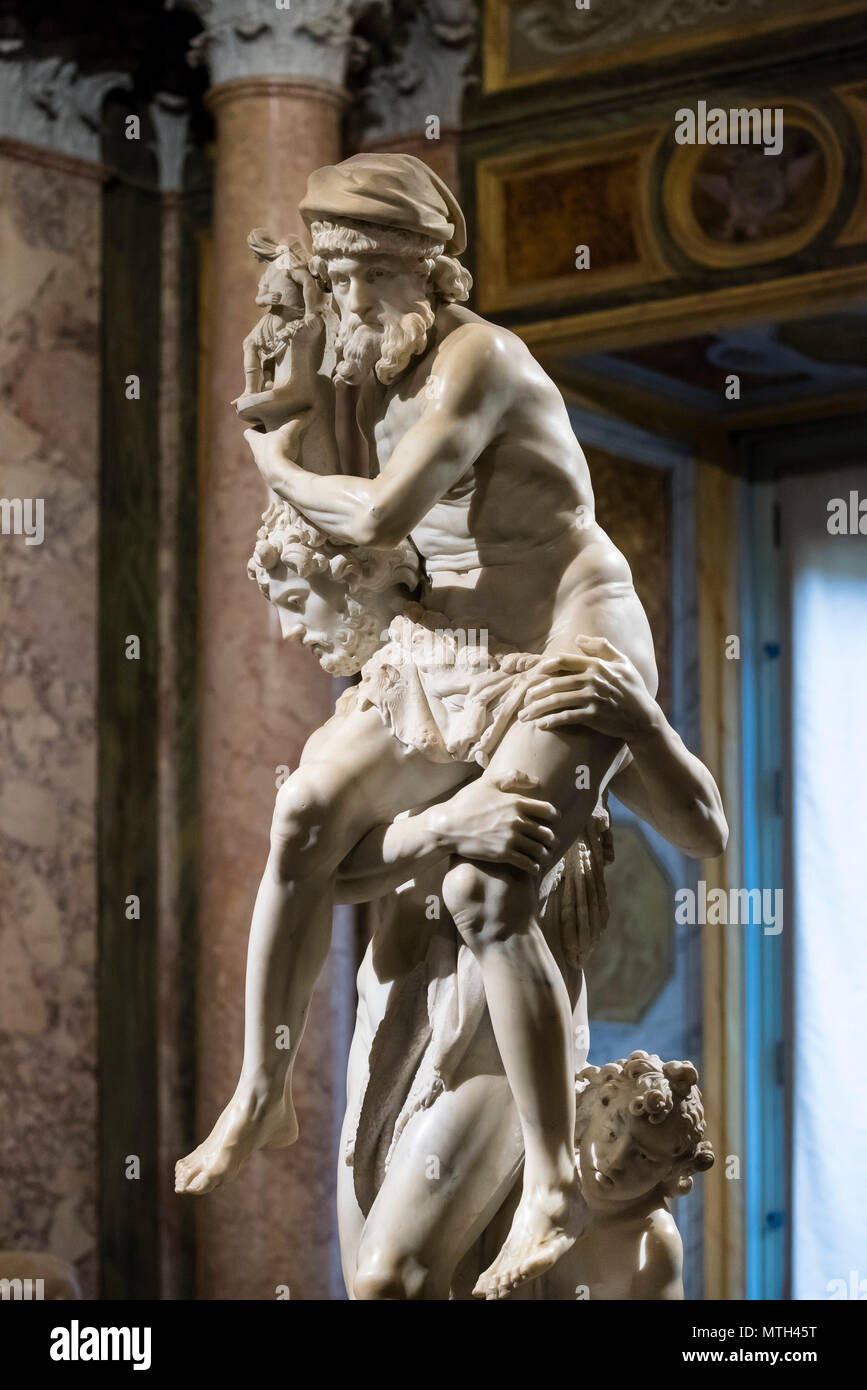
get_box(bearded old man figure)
[176,154,727,1300]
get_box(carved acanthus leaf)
[0,53,131,162]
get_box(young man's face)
[264,562,399,676]
[577,1089,683,1208]
[268,568,351,669]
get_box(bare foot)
[175,1084,298,1196]
[472,1174,586,1300]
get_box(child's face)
[577,1088,683,1208]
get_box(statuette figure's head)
[574,1050,714,1208]
[247,230,309,311]
[299,154,472,386]
[248,500,419,676]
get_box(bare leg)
[352,1025,523,1300]
[336,944,383,1298]
[440,716,619,1297]
[176,706,466,1195]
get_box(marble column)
[0,52,128,1300]
[182,0,380,1300]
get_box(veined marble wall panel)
[0,146,102,1296]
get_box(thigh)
[297,703,470,836]
[551,550,659,698]
[356,1069,522,1295]
[481,711,622,856]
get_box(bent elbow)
[700,813,729,860]
[355,508,402,549]
[680,807,728,860]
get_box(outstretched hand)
[518,635,659,743]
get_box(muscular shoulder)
[430,309,531,416]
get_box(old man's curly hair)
[575,1050,715,1197]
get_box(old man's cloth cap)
[299,153,467,256]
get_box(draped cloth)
[336,601,556,769]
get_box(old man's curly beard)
[334,297,436,388]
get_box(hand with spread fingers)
[519,635,660,744]
[427,769,560,874]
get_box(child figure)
[238,229,323,397]
[537,1050,715,1299]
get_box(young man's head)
[248,499,419,675]
[299,154,472,386]
[574,1050,714,1210]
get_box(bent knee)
[353,1251,432,1301]
[441,861,534,946]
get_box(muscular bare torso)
[360,305,640,654]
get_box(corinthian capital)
[356,0,478,142]
[173,0,389,89]
[0,51,131,163]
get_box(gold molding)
[547,357,867,446]
[476,125,672,313]
[510,262,867,356]
[484,0,867,95]
[837,82,867,246]
[662,101,844,270]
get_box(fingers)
[506,852,541,873]
[517,819,557,847]
[514,795,559,821]
[531,655,593,679]
[493,769,542,794]
[505,844,544,873]
[534,707,596,731]
[572,634,624,660]
[521,689,599,723]
[520,678,595,720]
[533,635,626,678]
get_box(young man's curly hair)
[248,499,420,674]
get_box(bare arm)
[294,266,323,317]
[244,325,506,547]
[333,808,450,905]
[520,637,728,859]
[334,774,559,904]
